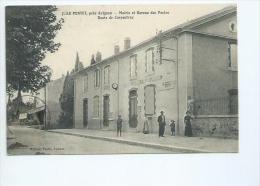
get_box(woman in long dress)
[143,117,149,134]
[184,111,193,137]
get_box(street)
[7,125,176,155]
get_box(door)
[83,99,88,127]
[129,90,138,128]
[103,95,109,127]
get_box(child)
[169,120,176,136]
[117,115,123,137]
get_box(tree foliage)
[74,52,84,72]
[6,6,64,96]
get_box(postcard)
[5,4,238,155]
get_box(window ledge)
[130,77,137,80]
[226,67,238,71]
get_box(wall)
[192,35,237,101]
[176,33,193,135]
[46,77,65,127]
[192,115,238,138]
[190,13,238,138]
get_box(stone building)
[73,6,238,137]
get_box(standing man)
[117,115,123,137]
[157,111,166,137]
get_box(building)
[73,6,238,137]
[45,76,66,127]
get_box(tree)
[6,6,64,100]
[58,72,74,128]
[74,52,84,72]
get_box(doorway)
[129,90,138,128]
[103,95,109,127]
[83,99,88,127]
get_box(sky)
[42,4,232,80]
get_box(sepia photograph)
[5,4,239,155]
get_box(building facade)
[73,6,238,137]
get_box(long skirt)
[184,123,192,137]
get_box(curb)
[48,130,212,153]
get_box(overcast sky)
[42,4,231,80]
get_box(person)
[157,111,166,137]
[184,111,193,137]
[116,115,123,137]
[143,116,149,134]
[169,120,176,136]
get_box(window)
[130,55,137,78]
[104,66,110,85]
[144,85,155,115]
[228,43,237,69]
[93,96,99,117]
[229,21,237,33]
[145,48,155,73]
[83,75,88,92]
[94,69,100,87]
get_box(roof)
[74,6,236,77]
[26,105,45,114]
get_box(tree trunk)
[15,89,22,119]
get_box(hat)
[160,111,164,114]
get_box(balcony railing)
[193,96,238,115]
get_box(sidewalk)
[48,129,238,153]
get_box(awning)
[27,105,45,114]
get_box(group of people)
[157,110,193,137]
[116,111,193,137]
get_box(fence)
[193,96,238,115]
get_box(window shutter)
[144,85,155,115]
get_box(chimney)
[90,54,96,65]
[96,51,102,63]
[114,45,120,55]
[124,37,131,50]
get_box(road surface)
[7,125,175,155]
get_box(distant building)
[73,6,238,137]
[45,76,66,127]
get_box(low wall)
[192,115,238,138]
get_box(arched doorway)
[103,95,110,127]
[129,89,138,128]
